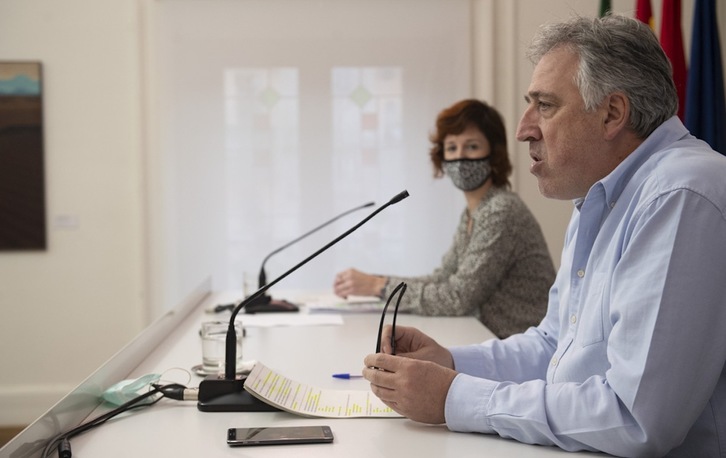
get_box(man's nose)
[516,108,539,142]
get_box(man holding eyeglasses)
[363,14,726,458]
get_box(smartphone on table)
[227,425,334,446]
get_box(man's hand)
[363,325,457,423]
[380,325,454,369]
[363,353,457,424]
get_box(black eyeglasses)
[375,282,407,355]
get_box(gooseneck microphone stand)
[197,190,409,412]
[245,201,375,313]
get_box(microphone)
[243,200,376,314]
[197,190,410,412]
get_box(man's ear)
[602,92,630,140]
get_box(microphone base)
[245,298,299,314]
[197,375,280,412]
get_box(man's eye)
[538,101,553,111]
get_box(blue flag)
[684,0,726,155]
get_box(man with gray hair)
[363,14,726,457]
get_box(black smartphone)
[226,425,334,446]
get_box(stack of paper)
[302,293,384,314]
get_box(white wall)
[0,0,724,426]
[0,0,146,424]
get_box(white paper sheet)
[299,293,385,314]
[239,314,344,327]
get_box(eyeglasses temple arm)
[375,282,407,354]
[390,283,407,355]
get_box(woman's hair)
[526,14,678,138]
[429,99,512,188]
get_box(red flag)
[661,0,688,119]
[636,0,654,30]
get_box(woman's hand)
[333,268,386,298]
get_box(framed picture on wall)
[0,61,46,250]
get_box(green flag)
[599,0,612,16]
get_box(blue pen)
[332,373,363,379]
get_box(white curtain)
[151,0,472,299]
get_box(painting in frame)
[0,61,46,250]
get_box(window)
[151,0,471,306]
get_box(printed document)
[244,362,402,418]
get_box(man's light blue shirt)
[446,117,726,457]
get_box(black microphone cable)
[40,382,193,458]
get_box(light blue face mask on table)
[101,373,161,406]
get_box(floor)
[0,426,26,448]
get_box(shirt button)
[609,201,616,209]
[570,314,577,324]
[551,357,559,367]
[577,269,585,278]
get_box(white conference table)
[2,285,607,458]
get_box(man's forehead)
[528,48,579,93]
[534,47,578,77]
